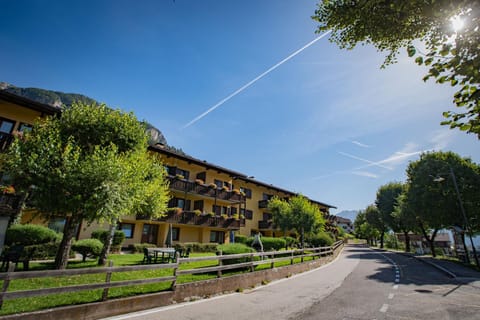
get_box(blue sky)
[1,0,479,214]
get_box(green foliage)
[307,232,334,247]
[71,239,103,262]
[5,224,58,246]
[183,242,218,253]
[354,210,380,244]
[375,182,405,231]
[284,236,298,248]
[313,0,480,137]
[3,102,170,269]
[91,229,126,247]
[268,196,293,233]
[234,235,248,244]
[217,243,255,265]
[259,237,286,251]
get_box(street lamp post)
[434,166,479,267]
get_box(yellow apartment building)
[0,90,336,248]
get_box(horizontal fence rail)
[0,241,343,309]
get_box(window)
[214,179,223,188]
[193,200,204,211]
[263,213,272,221]
[176,168,190,180]
[230,207,237,215]
[210,231,225,243]
[240,187,252,198]
[241,209,253,219]
[165,165,176,176]
[263,193,273,201]
[18,123,32,132]
[212,205,227,216]
[171,227,180,241]
[0,118,15,134]
[169,197,190,210]
[118,223,135,238]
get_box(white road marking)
[393,285,399,290]
[380,304,389,313]
[388,293,394,299]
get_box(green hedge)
[183,242,218,253]
[72,239,103,262]
[234,235,248,244]
[91,229,126,252]
[245,236,286,251]
[308,232,334,247]
[5,224,58,246]
[217,243,256,265]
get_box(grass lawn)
[0,251,322,315]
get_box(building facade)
[0,90,336,248]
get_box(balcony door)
[141,223,158,244]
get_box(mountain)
[1,82,168,146]
[335,210,359,222]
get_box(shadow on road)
[342,244,479,287]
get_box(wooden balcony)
[167,176,245,203]
[0,133,14,152]
[137,210,245,230]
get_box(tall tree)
[392,190,418,253]
[405,151,480,257]
[354,210,380,246]
[289,195,325,248]
[4,103,170,269]
[313,1,480,137]
[268,196,293,248]
[375,182,405,248]
[364,205,387,248]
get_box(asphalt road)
[103,245,480,320]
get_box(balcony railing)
[0,133,14,152]
[258,220,276,230]
[137,210,245,230]
[167,176,245,203]
[0,193,22,215]
[258,199,269,209]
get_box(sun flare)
[450,15,465,32]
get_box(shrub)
[244,236,286,251]
[217,243,255,265]
[72,238,103,262]
[5,224,58,246]
[234,235,248,244]
[260,237,286,251]
[130,243,156,253]
[308,232,334,247]
[91,229,126,252]
[183,242,218,253]
[284,236,298,248]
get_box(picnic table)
[153,247,176,263]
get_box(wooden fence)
[0,241,342,309]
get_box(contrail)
[338,151,393,170]
[182,30,332,129]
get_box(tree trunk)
[54,216,78,269]
[403,231,411,253]
[98,223,116,266]
[380,232,385,249]
[461,232,470,264]
[420,224,438,257]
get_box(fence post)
[0,264,16,309]
[290,250,294,265]
[250,253,255,272]
[270,252,274,269]
[301,248,304,263]
[102,260,114,301]
[171,252,180,290]
[217,251,222,278]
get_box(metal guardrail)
[0,240,343,308]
